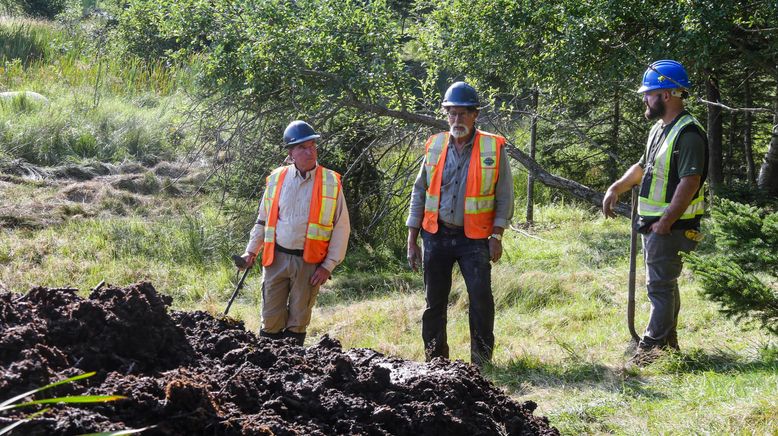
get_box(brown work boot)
[667,332,680,352]
[625,346,662,370]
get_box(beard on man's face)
[450,123,470,138]
[644,97,666,120]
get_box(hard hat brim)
[636,85,652,93]
[442,102,480,108]
[637,84,686,94]
[285,134,320,147]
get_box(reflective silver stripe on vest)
[424,133,447,211]
[318,169,339,226]
[424,133,447,187]
[308,168,339,241]
[263,168,286,243]
[465,194,496,214]
[478,135,498,195]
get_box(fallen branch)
[509,224,551,242]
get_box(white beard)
[450,124,470,139]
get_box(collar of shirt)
[448,130,477,155]
[293,163,317,181]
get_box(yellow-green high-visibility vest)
[638,114,706,219]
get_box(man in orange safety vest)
[240,120,350,346]
[407,82,514,366]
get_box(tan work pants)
[261,251,320,334]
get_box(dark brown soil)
[0,282,558,435]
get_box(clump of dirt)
[60,182,109,203]
[0,283,558,435]
[110,173,161,195]
[49,164,99,181]
[152,162,189,179]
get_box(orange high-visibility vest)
[422,130,504,239]
[262,165,341,266]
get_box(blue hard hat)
[283,120,320,147]
[637,60,691,93]
[442,81,480,108]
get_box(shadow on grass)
[488,346,777,402]
[655,346,778,374]
[486,355,668,400]
[317,272,423,307]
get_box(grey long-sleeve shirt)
[406,131,514,230]
[245,164,350,273]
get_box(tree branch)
[695,97,773,114]
[343,98,631,216]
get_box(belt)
[438,220,464,230]
[276,244,304,257]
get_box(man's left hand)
[649,218,672,235]
[489,238,503,263]
[310,266,331,286]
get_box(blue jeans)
[421,227,494,365]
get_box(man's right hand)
[238,252,257,270]
[407,241,422,271]
[602,189,619,219]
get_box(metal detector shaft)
[224,267,250,316]
[627,186,641,343]
[224,254,252,316]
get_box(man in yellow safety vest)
[603,60,708,366]
[240,120,350,346]
[407,82,514,366]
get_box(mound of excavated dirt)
[0,282,558,435]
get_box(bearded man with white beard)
[406,81,514,367]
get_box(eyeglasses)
[446,110,473,119]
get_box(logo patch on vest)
[483,157,495,166]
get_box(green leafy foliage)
[686,199,778,334]
[0,371,126,435]
[15,0,66,19]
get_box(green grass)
[2,189,776,435]
[0,17,195,166]
[0,195,252,308]
[307,204,778,435]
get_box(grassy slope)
[1,17,187,166]
[5,200,772,434]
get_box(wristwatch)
[490,233,502,241]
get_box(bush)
[686,199,778,335]
[18,0,66,19]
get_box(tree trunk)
[757,83,778,195]
[526,89,538,224]
[610,90,620,181]
[726,113,737,186]
[743,75,756,186]
[706,72,724,192]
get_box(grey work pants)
[261,251,320,334]
[640,228,699,349]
